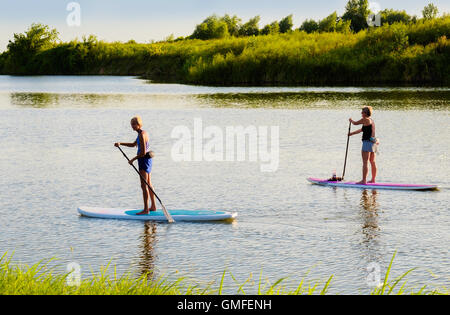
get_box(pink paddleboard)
[307,178,438,191]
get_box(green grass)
[0,252,447,295]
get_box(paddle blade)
[161,203,175,223]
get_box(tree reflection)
[10,92,56,108]
[9,92,123,108]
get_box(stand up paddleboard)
[307,178,438,191]
[78,207,237,222]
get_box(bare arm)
[349,128,362,136]
[349,118,364,126]
[114,141,137,148]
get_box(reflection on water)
[10,93,56,108]
[360,190,380,244]
[5,92,203,109]
[138,222,158,279]
[9,92,126,108]
[196,91,450,110]
[3,89,450,110]
[359,190,382,266]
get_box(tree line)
[0,1,448,86]
[185,1,441,40]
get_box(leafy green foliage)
[422,3,439,20]
[238,16,261,37]
[300,9,351,34]
[279,15,294,33]
[336,19,352,33]
[3,23,59,74]
[191,15,229,40]
[261,21,280,35]
[318,12,339,32]
[380,9,413,25]
[299,20,319,33]
[190,14,265,40]
[342,0,370,33]
[222,14,242,37]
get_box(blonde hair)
[130,116,143,127]
[362,106,373,117]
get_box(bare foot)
[136,210,149,215]
[149,208,157,212]
[368,180,376,183]
[356,180,367,185]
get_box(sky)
[0,0,448,52]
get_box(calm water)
[0,76,449,294]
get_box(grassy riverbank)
[0,16,449,85]
[0,252,447,295]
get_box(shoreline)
[1,74,449,89]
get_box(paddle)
[116,146,175,223]
[341,121,352,181]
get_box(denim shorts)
[362,140,374,153]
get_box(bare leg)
[368,152,377,183]
[137,170,150,215]
[147,173,157,212]
[357,151,370,184]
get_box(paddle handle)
[342,121,351,180]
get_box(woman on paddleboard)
[115,116,156,215]
[348,106,378,184]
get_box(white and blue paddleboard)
[307,177,438,191]
[78,207,237,222]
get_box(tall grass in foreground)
[0,252,447,295]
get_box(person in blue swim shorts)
[115,116,156,215]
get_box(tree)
[5,23,59,73]
[8,23,59,53]
[279,15,294,33]
[238,16,261,36]
[82,35,98,48]
[319,12,338,32]
[336,18,352,33]
[261,21,280,35]
[0,52,6,72]
[342,0,370,32]
[422,3,439,20]
[380,9,412,25]
[299,19,319,33]
[222,14,242,37]
[191,15,229,40]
